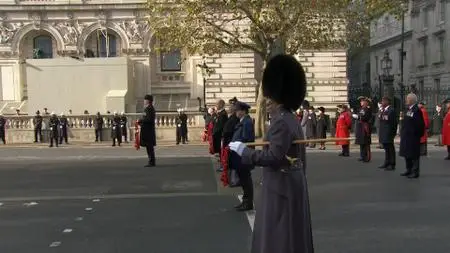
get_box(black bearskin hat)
[262,54,306,111]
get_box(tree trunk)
[254,83,266,138]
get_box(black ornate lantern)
[381,49,392,76]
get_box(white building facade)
[0,0,348,115]
[370,0,450,105]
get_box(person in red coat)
[336,104,352,156]
[442,99,450,160]
[418,102,430,156]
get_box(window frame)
[33,35,53,59]
[160,49,182,72]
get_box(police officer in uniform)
[120,112,128,143]
[59,113,69,144]
[34,111,43,143]
[48,112,59,148]
[111,112,121,146]
[94,112,104,142]
[352,96,373,162]
[0,113,6,144]
[378,97,398,170]
[176,108,188,144]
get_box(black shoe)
[338,153,344,156]
[49,145,53,148]
[401,171,411,176]
[343,153,350,157]
[378,164,388,169]
[358,158,364,161]
[234,202,244,209]
[236,202,253,212]
[385,166,396,171]
[112,144,116,147]
[144,164,155,167]
[407,173,419,179]
[444,156,450,160]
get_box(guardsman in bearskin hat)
[228,55,313,253]
[335,104,352,156]
[352,96,373,162]
[378,96,398,170]
[442,98,450,160]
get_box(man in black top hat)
[352,96,373,162]
[139,95,157,167]
[378,96,398,170]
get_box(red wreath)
[134,120,140,150]
[220,146,230,187]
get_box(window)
[437,34,445,62]
[33,35,53,59]
[440,0,446,22]
[419,38,428,66]
[422,9,428,29]
[161,49,182,71]
[99,34,117,57]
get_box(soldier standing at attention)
[176,108,188,145]
[212,99,229,156]
[399,93,425,179]
[378,97,398,171]
[34,110,43,143]
[139,95,157,167]
[352,96,373,162]
[111,112,121,147]
[432,104,444,147]
[59,113,69,144]
[0,113,6,144]
[94,112,104,142]
[48,112,59,148]
[120,112,128,143]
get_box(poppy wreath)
[134,121,140,150]
[220,146,230,187]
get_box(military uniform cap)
[358,96,371,102]
[336,104,343,108]
[318,106,325,112]
[262,54,306,111]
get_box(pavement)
[0,145,449,252]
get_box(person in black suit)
[139,95,157,167]
[399,93,425,179]
[352,96,373,162]
[378,97,398,171]
[34,111,43,143]
[212,99,228,155]
[0,113,5,144]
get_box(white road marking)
[92,199,100,202]
[85,207,93,211]
[49,241,61,247]
[62,229,73,233]
[238,195,255,231]
[75,217,83,221]
[23,202,38,207]
[0,203,3,207]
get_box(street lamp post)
[381,49,394,99]
[399,2,407,112]
[196,57,215,112]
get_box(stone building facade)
[0,0,348,115]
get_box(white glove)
[352,114,358,119]
[229,141,246,156]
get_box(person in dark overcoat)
[352,96,373,162]
[305,106,317,148]
[229,54,314,253]
[94,112,104,142]
[120,112,128,143]
[212,99,228,155]
[48,112,59,148]
[0,113,6,144]
[432,104,444,146]
[399,93,425,179]
[111,112,122,147]
[176,108,188,144]
[34,110,43,143]
[229,101,255,211]
[139,95,157,167]
[378,97,398,171]
[58,113,69,144]
[316,106,328,150]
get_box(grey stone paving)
[0,146,449,252]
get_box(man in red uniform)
[336,104,352,156]
[418,102,430,156]
[442,99,450,160]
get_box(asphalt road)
[0,145,449,253]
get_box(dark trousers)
[0,130,5,144]
[112,128,121,146]
[176,127,187,144]
[146,145,155,165]
[382,143,396,166]
[95,128,102,141]
[420,142,427,156]
[405,157,420,175]
[359,144,370,161]
[341,144,349,155]
[34,127,43,142]
[49,131,58,147]
[307,136,316,148]
[59,127,68,144]
[237,167,253,203]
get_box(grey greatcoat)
[241,107,314,253]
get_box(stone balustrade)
[3,112,205,144]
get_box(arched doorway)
[20,30,56,59]
[84,28,121,58]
